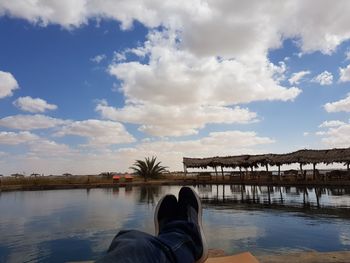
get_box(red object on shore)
[124,175,133,182]
[113,175,120,182]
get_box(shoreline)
[257,251,350,263]
[1,178,350,192]
[208,249,350,263]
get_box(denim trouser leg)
[96,220,202,263]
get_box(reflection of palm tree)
[138,186,161,204]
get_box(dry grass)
[0,175,133,186]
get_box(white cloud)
[339,64,350,82]
[0,114,67,130]
[55,119,135,146]
[315,131,326,136]
[0,130,275,174]
[0,131,38,145]
[288,70,310,85]
[107,130,275,171]
[303,132,309,136]
[320,123,350,148]
[2,1,350,54]
[319,120,346,128]
[90,54,106,63]
[0,70,19,98]
[0,0,88,28]
[109,32,301,107]
[105,31,299,136]
[96,101,257,137]
[27,139,75,157]
[13,96,57,113]
[312,71,333,86]
[324,93,350,112]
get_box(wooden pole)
[221,166,224,181]
[183,164,187,177]
[313,163,316,180]
[214,166,218,181]
[278,165,281,181]
[347,163,349,171]
[299,163,303,180]
[239,167,242,180]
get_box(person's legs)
[96,230,176,263]
[97,188,207,263]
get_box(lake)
[1,185,350,262]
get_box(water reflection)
[139,186,162,204]
[198,184,350,211]
[0,185,350,262]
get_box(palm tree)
[130,156,167,182]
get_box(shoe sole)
[185,187,208,263]
[154,194,171,235]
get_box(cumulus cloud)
[324,93,350,112]
[55,119,135,146]
[319,120,346,128]
[0,70,19,98]
[104,31,299,136]
[339,64,350,82]
[96,101,257,137]
[90,54,106,63]
[109,32,301,107]
[312,71,333,86]
[13,96,57,113]
[320,123,350,148]
[0,114,67,130]
[0,0,88,28]
[2,1,350,54]
[288,70,311,85]
[0,131,38,145]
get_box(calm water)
[1,185,350,262]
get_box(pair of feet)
[154,187,208,263]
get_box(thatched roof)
[183,147,350,168]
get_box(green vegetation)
[130,156,167,181]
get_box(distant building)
[11,173,24,178]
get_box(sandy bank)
[257,251,350,263]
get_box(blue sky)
[1,1,350,174]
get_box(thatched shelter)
[183,147,350,179]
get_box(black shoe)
[178,187,208,263]
[154,194,178,235]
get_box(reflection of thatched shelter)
[183,147,350,179]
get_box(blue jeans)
[97,220,202,263]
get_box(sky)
[1,0,350,175]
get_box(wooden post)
[313,163,316,180]
[299,163,303,180]
[347,162,349,171]
[222,184,225,201]
[239,167,242,180]
[183,164,187,177]
[265,164,270,181]
[214,166,218,181]
[278,165,281,181]
[221,166,224,181]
